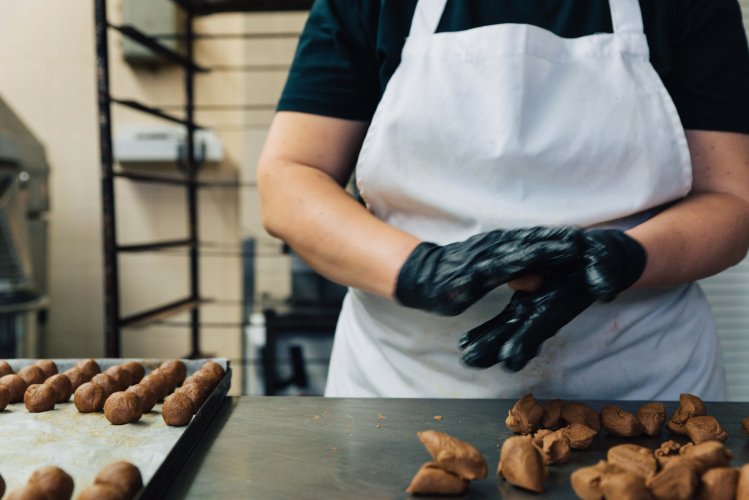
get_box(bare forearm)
[628,193,749,289]
[258,160,420,298]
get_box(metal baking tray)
[0,358,231,498]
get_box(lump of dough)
[76,484,125,500]
[637,402,666,437]
[561,402,601,432]
[681,441,733,474]
[666,393,706,435]
[684,416,728,445]
[0,374,27,403]
[18,365,46,386]
[535,429,571,465]
[6,485,47,500]
[606,444,657,479]
[75,359,101,381]
[24,384,56,413]
[562,423,598,450]
[176,381,211,411]
[600,405,643,438]
[44,374,72,403]
[34,360,58,379]
[126,384,156,413]
[571,460,608,500]
[28,466,74,500]
[91,373,118,399]
[700,467,738,500]
[0,384,9,411]
[139,371,169,401]
[417,430,487,480]
[497,436,545,493]
[542,398,563,429]
[505,394,544,435]
[645,456,698,500]
[104,391,143,425]
[74,382,106,413]
[199,361,225,383]
[62,368,85,391]
[160,359,187,386]
[0,360,12,377]
[161,392,194,426]
[104,366,132,391]
[406,462,468,495]
[94,461,143,499]
[600,470,651,500]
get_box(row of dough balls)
[0,461,142,500]
[0,359,225,427]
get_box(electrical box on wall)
[122,0,182,66]
[114,126,223,164]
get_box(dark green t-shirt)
[279,0,749,133]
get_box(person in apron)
[258,0,749,400]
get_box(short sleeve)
[669,0,749,133]
[277,0,381,121]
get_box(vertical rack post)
[184,8,202,358]
[95,0,121,357]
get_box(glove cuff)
[584,229,647,301]
[394,242,440,309]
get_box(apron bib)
[325,0,726,400]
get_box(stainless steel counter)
[163,398,749,499]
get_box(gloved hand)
[459,228,647,371]
[395,227,582,316]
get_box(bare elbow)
[256,158,285,239]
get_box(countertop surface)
[163,397,749,499]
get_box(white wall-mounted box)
[114,125,223,164]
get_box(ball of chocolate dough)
[44,374,73,403]
[162,392,194,426]
[126,384,156,413]
[160,359,187,386]
[104,391,143,425]
[5,484,47,500]
[0,360,13,377]
[18,365,46,386]
[0,384,9,410]
[94,461,143,499]
[200,361,225,381]
[75,359,101,381]
[140,371,169,401]
[151,367,177,393]
[91,373,118,398]
[184,371,217,391]
[34,360,58,379]
[176,381,210,410]
[28,466,74,500]
[74,382,106,413]
[121,361,145,384]
[0,374,27,403]
[63,368,85,391]
[76,484,125,500]
[24,384,56,413]
[104,366,132,391]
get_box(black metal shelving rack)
[94,0,312,358]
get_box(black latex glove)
[395,227,582,316]
[459,228,647,371]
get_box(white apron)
[325,0,727,400]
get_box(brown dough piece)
[44,374,73,403]
[62,368,85,391]
[646,456,698,500]
[636,402,666,437]
[532,429,553,448]
[505,394,544,434]
[607,444,657,479]
[28,466,74,500]
[0,360,12,377]
[121,361,145,385]
[140,371,169,401]
[184,370,218,392]
[76,484,127,500]
[699,467,738,500]
[654,440,682,458]
[5,485,47,500]
[0,384,9,411]
[151,367,178,392]
[600,405,644,438]
[162,392,194,426]
[24,384,56,412]
[405,462,468,495]
[199,360,225,382]
[34,360,58,379]
[497,436,545,493]
[535,428,571,465]
[75,359,101,381]
[684,415,728,444]
[666,393,706,435]
[417,430,487,480]
[104,366,132,391]
[571,460,609,500]
[94,461,143,499]
[562,423,598,450]
[91,373,118,398]
[176,381,211,411]
[160,359,187,386]
[542,398,563,428]
[561,402,601,432]
[126,384,156,413]
[681,441,733,474]
[0,374,27,403]
[18,365,46,386]
[738,464,749,500]
[104,391,143,425]
[600,470,653,500]
[74,382,106,413]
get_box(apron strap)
[409,0,449,38]
[609,0,645,34]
